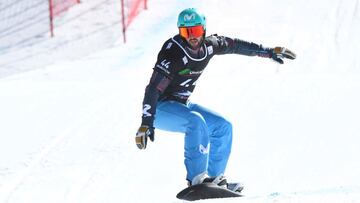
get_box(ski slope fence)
[0,0,147,53]
[121,0,147,42]
[49,0,81,37]
[0,0,79,51]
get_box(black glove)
[271,47,296,64]
[135,125,155,149]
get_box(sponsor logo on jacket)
[178,68,203,75]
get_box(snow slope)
[1,0,360,202]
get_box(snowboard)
[176,182,243,201]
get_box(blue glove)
[135,125,155,149]
[271,47,296,64]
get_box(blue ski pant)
[154,100,233,181]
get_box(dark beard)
[185,43,205,59]
[186,37,204,50]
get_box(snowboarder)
[135,8,296,190]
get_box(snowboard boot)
[202,174,227,188]
[189,173,243,193]
[203,175,243,193]
[227,182,244,193]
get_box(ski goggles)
[179,25,205,39]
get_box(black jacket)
[141,34,273,126]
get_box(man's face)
[186,35,203,49]
[179,25,205,49]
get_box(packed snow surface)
[0,0,359,202]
